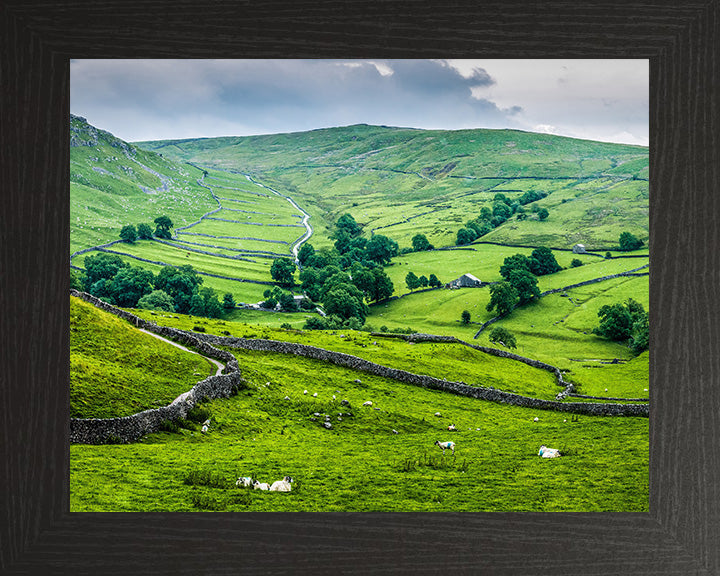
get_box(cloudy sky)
[70,59,648,146]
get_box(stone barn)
[572,244,586,254]
[448,273,482,288]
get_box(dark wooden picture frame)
[1,2,718,574]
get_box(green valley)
[70,115,649,512]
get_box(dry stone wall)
[70,290,244,444]
[193,332,647,417]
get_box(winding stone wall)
[70,290,244,444]
[192,332,647,417]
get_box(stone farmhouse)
[447,273,482,288]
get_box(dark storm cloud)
[70,59,508,141]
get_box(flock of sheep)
[236,475,294,492]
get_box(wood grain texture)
[1,0,718,574]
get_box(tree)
[365,234,398,265]
[593,298,647,343]
[418,275,429,288]
[297,243,315,267]
[411,233,431,252]
[137,223,154,240]
[428,273,442,288]
[154,215,174,239]
[456,227,477,246]
[222,292,236,312]
[155,265,203,313]
[270,258,296,286]
[492,202,512,219]
[405,271,421,291]
[119,224,138,243]
[278,291,298,312]
[70,269,84,290]
[108,266,155,307]
[489,327,517,349]
[83,253,129,290]
[368,267,394,302]
[322,287,368,322]
[200,287,223,318]
[630,313,649,355]
[499,254,532,281]
[619,232,644,251]
[571,258,583,268]
[529,247,562,276]
[137,289,175,312]
[188,293,206,316]
[334,213,362,238]
[506,269,541,304]
[537,207,549,221]
[486,281,519,316]
[461,310,471,325]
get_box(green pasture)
[70,344,648,512]
[70,296,214,418]
[182,218,303,245]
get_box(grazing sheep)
[434,412,441,417]
[253,480,270,490]
[533,417,539,422]
[435,440,455,455]
[362,401,373,406]
[202,419,211,426]
[312,392,318,397]
[538,445,561,458]
[303,390,308,395]
[269,476,293,492]
[447,424,456,431]
[201,424,209,434]
[236,476,253,487]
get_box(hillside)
[70,295,215,418]
[137,124,649,250]
[70,114,217,253]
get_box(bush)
[186,405,211,423]
[461,310,471,325]
[571,259,583,268]
[280,323,293,330]
[159,419,180,433]
[489,327,517,349]
[192,325,206,332]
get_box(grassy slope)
[70,296,214,418]
[137,124,649,251]
[71,346,648,512]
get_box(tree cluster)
[455,191,550,246]
[593,298,649,355]
[75,253,234,319]
[405,271,442,291]
[298,213,398,330]
[118,217,172,243]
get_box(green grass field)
[70,336,648,512]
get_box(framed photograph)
[2,1,718,574]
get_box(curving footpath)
[70,290,245,444]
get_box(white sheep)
[362,401,373,406]
[447,424,456,431]
[269,476,293,492]
[236,476,253,487]
[202,419,211,426]
[201,424,209,434]
[533,417,539,422]
[538,445,561,458]
[435,440,455,455]
[253,480,270,490]
[312,392,318,397]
